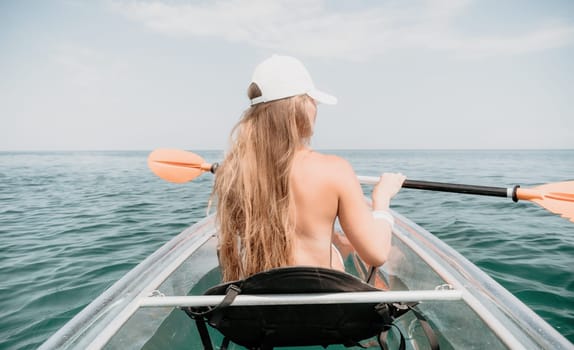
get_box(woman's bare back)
[290,149,345,270]
[290,148,405,271]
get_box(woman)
[213,55,406,282]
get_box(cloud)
[450,26,574,58]
[112,0,574,60]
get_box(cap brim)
[308,89,337,105]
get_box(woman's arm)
[333,157,405,267]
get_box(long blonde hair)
[213,84,314,281]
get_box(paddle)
[148,149,574,223]
[147,148,218,184]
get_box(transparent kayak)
[38,211,573,350]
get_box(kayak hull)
[39,212,573,350]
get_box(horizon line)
[1,148,573,153]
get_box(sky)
[1,0,573,150]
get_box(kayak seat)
[182,266,438,350]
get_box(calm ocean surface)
[0,150,573,349]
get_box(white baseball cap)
[250,55,337,106]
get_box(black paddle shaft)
[403,180,519,201]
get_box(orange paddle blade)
[147,149,212,184]
[516,181,574,223]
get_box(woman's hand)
[372,173,406,210]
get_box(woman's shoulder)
[304,151,346,165]
[317,152,351,167]
[306,152,357,181]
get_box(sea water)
[0,150,572,349]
